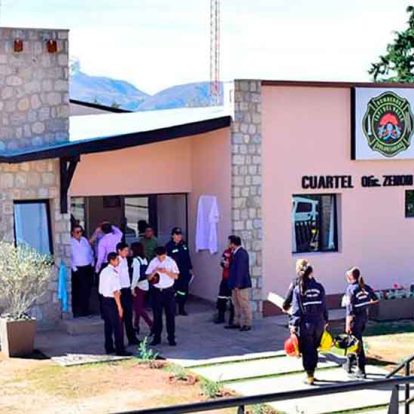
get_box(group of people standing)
[283,259,379,385]
[70,221,194,355]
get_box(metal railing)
[115,375,414,414]
[386,353,414,414]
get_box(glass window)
[14,201,52,255]
[156,194,187,245]
[292,194,337,253]
[124,196,149,245]
[70,197,86,230]
[406,190,414,217]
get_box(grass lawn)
[0,356,237,414]
[0,355,277,414]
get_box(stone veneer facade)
[0,27,69,150]
[231,80,263,317]
[0,28,71,326]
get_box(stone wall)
[0,159,71,325]
[0,27,69,151]
[231,80,263,317]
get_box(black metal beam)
[60,155,80,214]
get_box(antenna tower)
[210,0,220,105]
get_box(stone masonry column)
[231,80,263,318]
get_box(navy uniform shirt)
[345,282,378,318]
[166,240,192,276]
[290,278,328,327]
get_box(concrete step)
[227,366,393,414]
[190,354,338,382]
[171,351,286,368]
[60,315,103,335]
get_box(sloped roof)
[0,106,232,163]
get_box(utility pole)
[209,0,220,105]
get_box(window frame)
[13,199,54,255]
[292,193,339,254]
[405,190,414,218]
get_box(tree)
[369,6,414,82]
[111,101,121,109]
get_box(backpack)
[136,257,148,282]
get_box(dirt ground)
[365,331,414,369]
[0,356,236,414]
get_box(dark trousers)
[120,288,137,343]
[101,297,124,353]
[133,287,153,332]
[216,279,234,323]
[72,265,93,317]
[347,316,367,372]
[152,287,176,342]
[174,273,191,312]
[299,319,325,376]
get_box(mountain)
[69,59,223,111]
[69,59,149,111]
[137,82,223,111]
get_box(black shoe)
[128,338,140,346]
[105,349,115,355]
[240,325,252,332]
[168,340,177,346]
[150,338,161,346]
[354,369,367,379]
[225,324,240,329]
[116,350,133,357]
[178,310,188,316]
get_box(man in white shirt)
[146,246,179,346]
[116,242,139,346]
[99,252,131,356]
[71,225,94,317]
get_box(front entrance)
[70,193,188,316]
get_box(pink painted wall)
[262,85,414,298]
[70,138,192,196]
[70,129,231,301]
[188,128,232,301]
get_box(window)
[71,197,86,229]
[406,190,414,217]
[292,194,338,253]
[14,200,53,255]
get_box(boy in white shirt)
[146,246,179,346]
[99,252,131,356]
[116,242,139,346]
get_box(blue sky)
[1,0,413,94]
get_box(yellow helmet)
[319,330,334,351]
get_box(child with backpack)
[130,242,153,335]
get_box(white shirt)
[117,256,131,289]
[196,195,219,254]
[99,265,121,298]
[71,236,94,270]
[131,257,149,291]
[146,256,179,289]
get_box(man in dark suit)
[225,235,252,331]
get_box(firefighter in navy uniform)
[343,267,379,379]
[166,227,193,316]
[290,261,328,385]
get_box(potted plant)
[0,242,53,357]
[369,284,414,321]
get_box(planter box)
[0,318,36,357]
[369,298,414,321]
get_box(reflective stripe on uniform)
[217,295,231,299]
[302,300,322,306]
[176,290,186,296]
[354,301,370,308]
